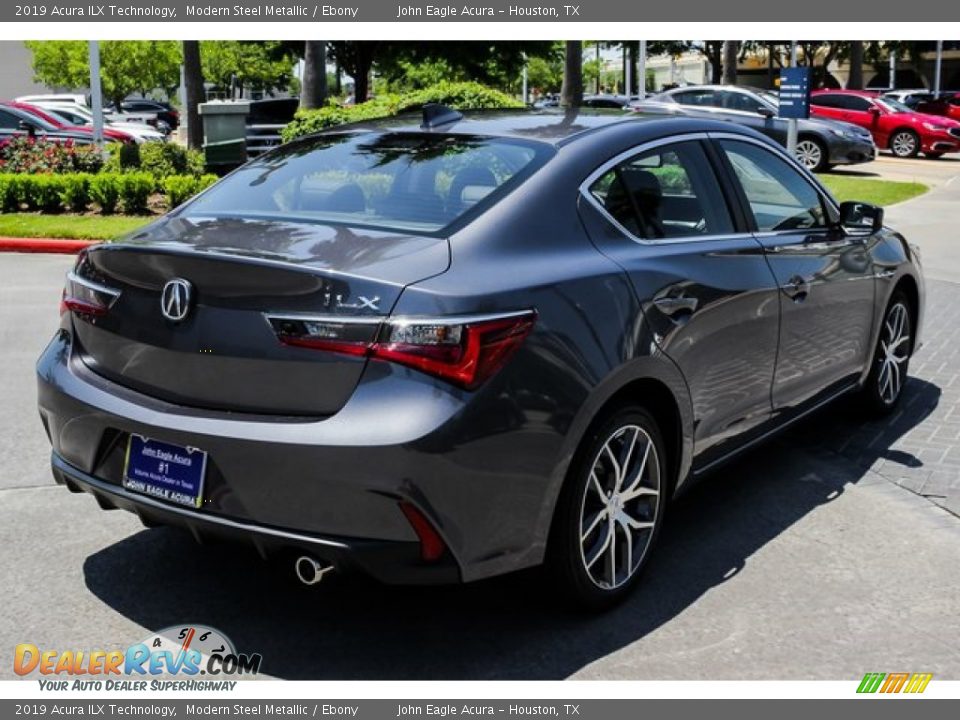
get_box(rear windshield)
[181,132,552,233]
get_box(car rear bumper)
[50,452,457,584]
[37,329,563,584]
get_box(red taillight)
[267,311,536,390]
[60,271,120,318]
[398,501,447,562]
[374,314,536,389]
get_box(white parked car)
[25,102,167,144]
[15,94,170,136]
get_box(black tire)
[925,152,944,160]
[795,137,830,173]
[548,406,668,610]
[889,130,921,158]
[859,291,913,415]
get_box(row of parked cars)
[0,94,179,146]
[537,85,960,172]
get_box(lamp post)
[786,41,798,156]
[87,41,105,150]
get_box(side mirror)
[17,120,36,137]
[839,201,883,234]
[868,106,882,115]
[757,106,775,118]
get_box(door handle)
[653,295,699,316]
[782,275,810,302]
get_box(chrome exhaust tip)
[295,555,334,586]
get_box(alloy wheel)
[891,132,918,157]
[578,424,661,590]
[795,140,823,170]
[877,302,911,405]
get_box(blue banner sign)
[778,67,812,119]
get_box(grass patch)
[0,213,152,240]
[817,175,928,207]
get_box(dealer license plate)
[122,435,208,509]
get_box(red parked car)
[810,89,960,159]
[3,101,135,144]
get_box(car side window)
[810,94,840,108]
[673,90,717,108]
[721,91,763,113]
[843,96,873,112]
[720,140,829,232]
[0,109,19,129]
[589,141,734,240]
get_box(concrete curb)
[0,237,98,254]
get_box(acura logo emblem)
[161,278,193,322]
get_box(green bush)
[0,174,21,212]
[282,82,523,141]
[102,142,142,174]
[139,142,204,177]
[90,174,122,214]
[162,175,198,208]
[119,173,155,215]
[104,141,205,178]
[399,82,524,112]
[21,175,66,213]
[162,173,219,209]
[60,174,93,213]
[197,174,218,192]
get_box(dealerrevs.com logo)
[14,625,262,690]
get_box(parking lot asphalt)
[2,157,959,680]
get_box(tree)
[525,52,564,95]
[25,40,181,108]
[326,42,379,103]
[200,41,295,97]
[722,41,739,85]
[301,41,328,109]
[373,41,555,93]
[793,42,849,87]
[560,41,583,108]
[182,41,204,151]
[848,41,864,89]
[703,41,724,84]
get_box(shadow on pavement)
[82,379,940,680]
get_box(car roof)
[309,108,760,147]
[812,89,879,97]
[661,84,761,94]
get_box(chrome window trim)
[577,133,757,247]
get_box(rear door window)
[811,94,842,108]
[588,141,734,240]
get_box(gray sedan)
[38,108,923,609]
[631,85,877,172]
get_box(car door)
[717,89,789,144]
[578,137,782,468]
[714,136,876,415]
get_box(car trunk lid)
[69,216,449,416]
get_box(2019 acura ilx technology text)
[37,107,924,608]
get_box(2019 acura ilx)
[37,107,924,608]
